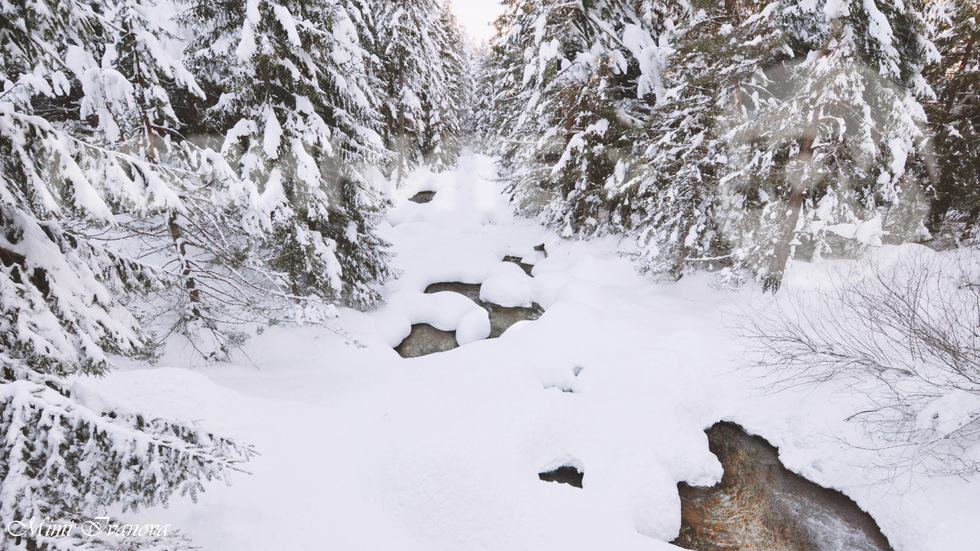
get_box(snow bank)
[480,262,536,307]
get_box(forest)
[1,0,977,550]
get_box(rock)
[673,422,893,551]
[480,264,535,308]
[394,324,458,358]
[394,282,548,358]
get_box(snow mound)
[480,262,536,307]
[386,290,483,332]
[456,308,491,345]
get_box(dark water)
[393,324,459,358]
[539,466,584,488]
[393,282,545,358]
[410,191,436,204]
[503,255,535,276]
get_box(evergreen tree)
[922,0,980,242]
[1,363,252,551]
[370,0,443,182]
[716,0,933,290]
[471,41,497,150]
[607,0,933,287]
[106,1,254,358]
[611,1,758,279]
[425,3,473,170]
[182,0,393,308]
[0,0,197,374]
[485,0,670,236]
[0,1,253,548]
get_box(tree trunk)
[168,211,202,319]
[763,47,832,292]
[396,70,408,188]
[764,132,816,293]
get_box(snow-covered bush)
[741,247,980,478]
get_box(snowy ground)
[76,153,978,550]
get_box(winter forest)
[1,0,978,549]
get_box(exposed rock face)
[674,422,893,551]
[394,324,458,358]
[409,191,436,204]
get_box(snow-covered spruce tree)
[922,0,980,242]
[479,0,529,149]
[423,3,473,170]
[369,0,443,182]
[616,0,933,288]
[486,0,668,237]
[610,0,771,279]
[182,0,392,308]
[471,41,497,151]
[1,0,267,362]
[0,1,252,547]
[102,1,259,358]
[0,0,233,373]
[717,0,934,290]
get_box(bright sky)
[450,0,506,43]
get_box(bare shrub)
[740,248,980,478]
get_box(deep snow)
[76,153,978,550]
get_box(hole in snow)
[673,422,892,551]
[538,465,584,488]
[394,324,458,359]
[409,191,436,204]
